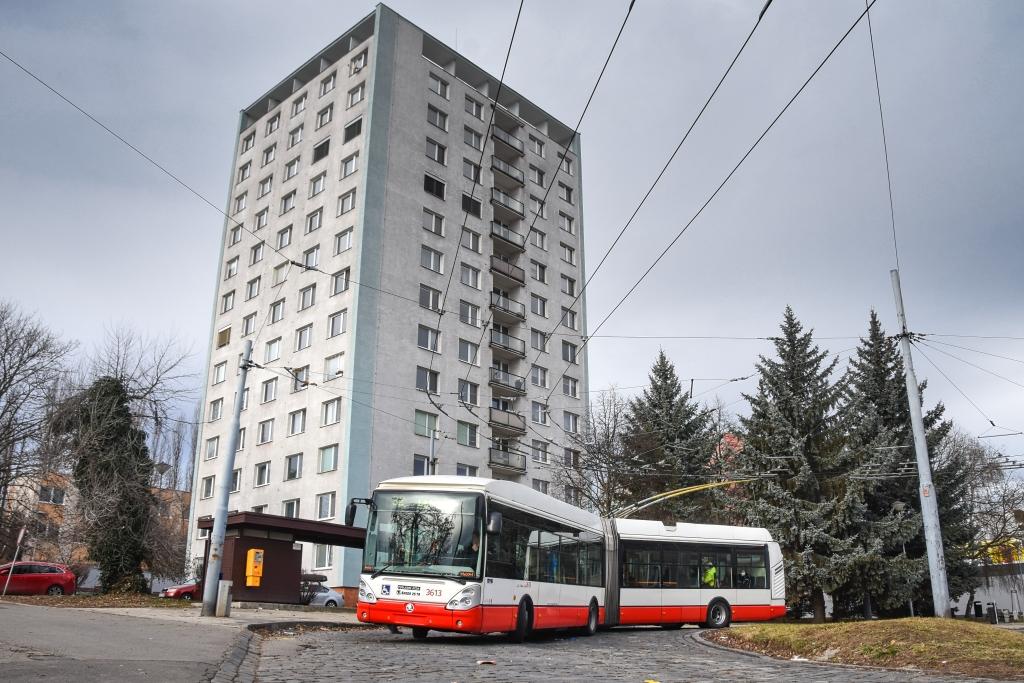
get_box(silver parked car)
[307,585,344,608]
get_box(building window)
[316,492,337,520]
[278,226,292,249]
[228,225,242,246]
[221,291,235,314]
[423,174,446,200]
[241,312,257,337]
[310,172,326,197]
[260,419,276,446]
[419,284,442,311]
[560,242,576,265]
[457,421,478,447]
[529,134,545,157]
[216,326,231,348]
[296,324,313,351]
[261,377,277,403]
[265,338,281,363]
[291,365,310,391]
[282,499,300,518]
[529,165,545,186]
[241,132,255,152]
[205,436,219,460]
[302,244,319,271]
[531,439,549,463]
[561,275,577,296]
[201,476,214,499]
[530,260,547,283]
[322,399,341,427]
[421,245,444,274]
[262,145,276,166]
[332,269,350,295]
[465,96,483,119]
[266,113,280,135]
[237,161,251,183]
[531,294,547,317]
[458,339,479,365]
[341,152,359,177]
[530,328,548,353]
[559,182,574,204]
[529,195,546,218]
[285,157,300,182]
[288,126,303,148]
[426,138,447,165]
[417,324,440,352]
[246,277,261,300]
[351,50,367,72]
[213,361,227,384]
[338,189,357,214]
[428,72,449,99]
[334,228,353,254]
[530,228,547,250]
[459,263,480,289]
[324,353,343,381]
[531,402,548,425]
[209,398,224,421]
[316,105,333,129]
[288,409,307,436]
[328,310,347,337]
[457,379,478,405]
[319,445,339,473]
[561,307,578,330]
[253,208,268,231]
[456,463,478,477]
[413,454,430,476]
[564,411,579,434]
[414,410,438,437]
[416,366,439,394]
[530,365,547,388]
[559,154,574,175]
[563,341,578,364]
[559,212,575,235]
[291,93,307,117]
[320,71,336,96]
[313,544,333,569]
[461,228,481,253]
[563,376,579,398]
[313,138,330,162]
[459,301,479,327]
[270,298,285,323]
[464,127,483,151]
[233,193,247,214]
[306,208,323,233]
[255,461,270,487]
[258,175,272,198]
[463,159,481,183]
[230,468,242,494]
[532,479,549,495]
[422,208,444,236]
[347,83,365,107]
[39,485,66,505]
[251,505,267,513]
[427,105,448,131]
[299,284,316,310]
[343,118,362,142]
[249,241,265,265]
[285,453,302,480]
[461,193,482,217]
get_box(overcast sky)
[2,0,1022,457]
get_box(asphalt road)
[0,601,237,682]
[257,625,1006,683]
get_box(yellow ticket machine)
[245,548,265,587]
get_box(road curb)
[209,628,259,683]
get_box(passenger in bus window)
[702,557,717,587]
[736,569,752,589]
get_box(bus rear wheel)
[581,600,598,636]
[704,600,731,629]
[660,623,683,630]
[411,627,429,639]
[510,599,533,643]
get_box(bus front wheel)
[582,600,599,636]
[704,600,731,629]
[510,599,533,642]
[412,627,429,639]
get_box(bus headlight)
[446,585,480,611]
[358,579,377,604]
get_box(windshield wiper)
[371,564,396,579]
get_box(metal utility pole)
[890,269,951,618]
[429,428,438,474]
[201,340,253,617]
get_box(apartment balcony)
[490,291,526,323]
[488,407,527,436]
[488,447,527,474]
[488,367,527,396]
[490,188,525,221]
[491,126,525,156]
[490,255,525,288]
[491,156,525,189]
[489,329,526,359]
[490,221,526,252]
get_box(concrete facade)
[187,4,590,588]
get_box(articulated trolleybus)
[352,476,785,640]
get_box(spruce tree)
[623,350,716,521]
[736,307,854,622]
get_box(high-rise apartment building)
[187,4,589,587]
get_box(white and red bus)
[353,476,785,639]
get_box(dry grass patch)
[707,618,1024,680]
[0,594,194,609]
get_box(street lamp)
[154,462,172,490]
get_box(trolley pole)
[890,269,951,618]
[201,339,253,617]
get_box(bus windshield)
[363,491,483,580]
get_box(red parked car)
[0,561,77,596]
[159,583,197,600]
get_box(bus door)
[532,530,565,627]
[619,542,661,625]
[662,547,701,623]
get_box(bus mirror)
[345,502,358,527]
[486,511,503,535]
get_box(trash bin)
[986,603,997,624]
[974,601,983,618]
